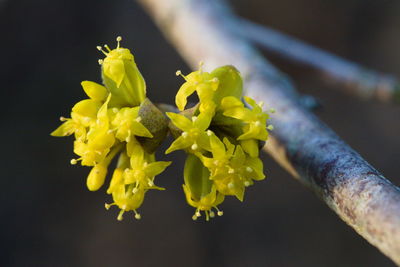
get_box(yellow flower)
[183,154,225,221]
[98,36,146,107]
[51,81,108,140]
[221,96,270,141]
[72,95,115,166]
[175,62,219,112]
[201,134,265,201]
[111,107,153,142]
[165,112,212,153]
[123,142,171,189]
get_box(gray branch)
[237,19,400,103]
[137,0,400,264]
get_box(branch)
[236,19,400,103]
[137,0,400,264]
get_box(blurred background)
[2,0,400,266]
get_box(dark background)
[2,0,400,266]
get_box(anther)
[228,182,234,189]
[191,143,198,150]
[228,168,235,174]
[246,167,253,172]
[217,211,224,216]
[134,212,141,220]
[255,121,262,127]
[148,180,154,187]
[211,77,219,83]
[98,59,103,65]
[70,159,78,165]
[117,210,124,221]
[112,108,119,113]
[175,70,182,76]
[59,116,67,121]
[104,203,111,210]
[244,181,251,187]
[135,116,142,122]
[181,131,188,138]
[209,211,215,218]
[132,187,138,194]
[207,130,213,136]
[267,125,274,130]
[195,210,201,217]
[104,44,111,52]
[192,215,198,221]
[191,116,198,122]
[116,36,122,48]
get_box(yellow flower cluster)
[51,37,273,222]
[51,37,171,220]
[166,64,273,221]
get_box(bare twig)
[237,19,400,103]
[137,0,400,265]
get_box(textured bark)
[137,0,400,264]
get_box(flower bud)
[87,163,108,191]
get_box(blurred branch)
[137,0,400,265]
[237,19,400,103]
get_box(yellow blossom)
[183,154,225,221]
[165,112,212,153]
[98,36,146,107]
[221,96,270,141]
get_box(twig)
[137,0,400,265]
[237,19,400,103]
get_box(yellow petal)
[81,81,108,101]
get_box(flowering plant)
[52,37,274,221]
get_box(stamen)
[195,210,201,217]
[70,158,79,165]
[206,130,213,136]
[104,203,115,210]
[258,101,264,107]
[198,61,204,73]
[134,210,141,220]
[175,70,182,76]
[205,211,210,221]
[181,131,188,138]
[191,143,198,150]
[192,215,198,221]
[267,125,274,130]
[98,59,103,65]
[59,116,67,121]
[117,210,125,221]
[104,44,111,52]
[135,116,142,122]
[246,167,253,172]
[96,46,108,56]
[215,207,223,216]
[191,116,198,122]
[132,187,139,194]
[209,211,215,218]
[148,180,154,187]
[116,36,122,48]
[244,181,251,187]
